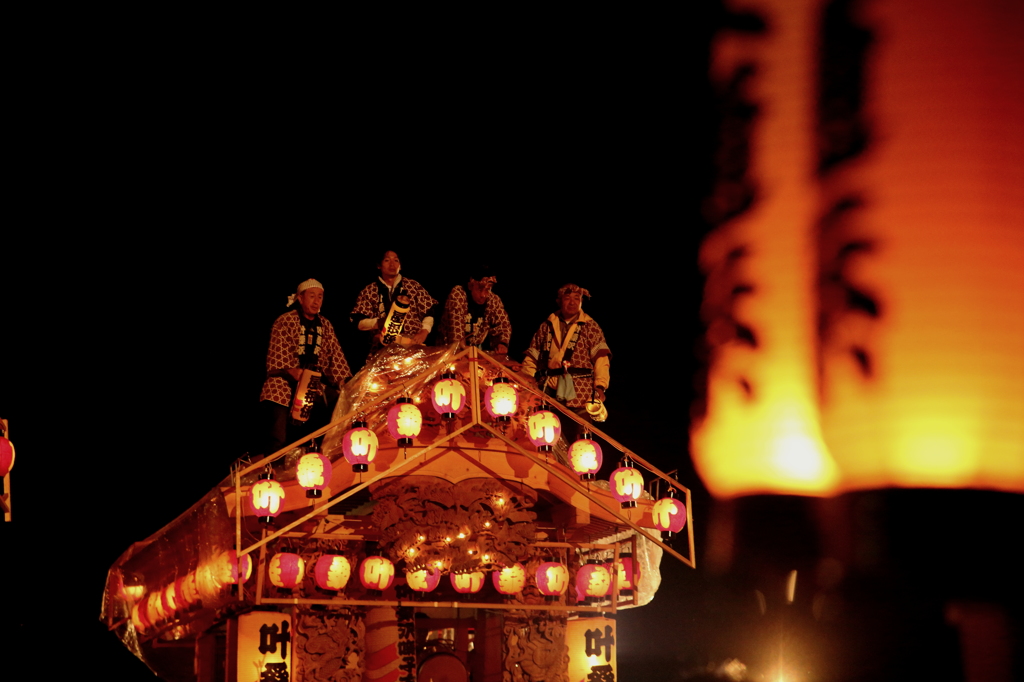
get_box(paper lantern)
[175,573,201,608]
[342,420,378,473]
[249,473,285,523]
[131,602,151,632]
[484,377,518,422]
[160,583,180,616]
[0,437,14,476]
[359,556,395,591]
[269,553,305,589]
[492,563,526,595]
[527,409,561,452]
[406,567,442,593]
[610,463,644,508]
[576,562,612,603]
[450,571,485,594]
[608,554,638,595]
[652,495,687,535]
[388,397,422,447]
[117,573,145,603]
[296,451,332,499]
[536,561,569,596]
[314,555,352,591]
[431,373,467,420]
[145,591,169,625]
[568,437,603,480]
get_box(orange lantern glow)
[131,601,151,632]
[387,397,422,447]
[213,549,252,585]
[450,571,485,594]
[0,436,14,476]
[568,436,603,480]
[527,409,561,452]
[652,493,687,536]
[576,562,612,603]
[431,373,467,420]
[296,451,332,499]
[160,583,180,616]
[342,420,378,473]
[607,554,638,595]
[249,473,285,523]
[269,552,305,589]
[492,563,526,595]
[145,591,169,625]
[610,463,644,508]
[406,567,442,593]
[359,556,395,591]
[536,561,569,596]
[314,555,352,591]
[484,376,518,422]
[117,572,145,604]
[174,573,200,608]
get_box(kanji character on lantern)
[610,463,644,508]
[569,437,603,480]
[451,571,485,594]
[269,553,305,589]
[360,556,395,591]
[431,373,467,420]
[406,567,442,593]
[652,495,687,535]
[249,473,286,523]
[492,563,526,595]
[314,555,352,591]
[528,409,562,452]
[485,376,518,422]
[343,420,378,472]
[536,561,570,596]
[576,562,612,603]
[388,397,422,446]
[296,451,332,499]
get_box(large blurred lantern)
[249,471,285,523]
[314,555,352,591]
[387,397,422,447]
[568,436,603,480]
[117,572,145,603]
[576,561,612,603]
[492,563,526,595]
[296,450,332,499]
[536,561,569,596]
[608,554,638,596]
[131,602,151,633]
[652,490,687,536]
[175,573,200,608]
[0,436,14,476]
[484,376,518,422]
[214,549,252,586]
[610,462,644,508]
[450,571,485,594]
[160,583,180,616]
[359,556,395,591]
[342,420,378,473]
[431,373,466,420]
[406,567,442,593]
[527,408,561,452]
[269,553,305,589]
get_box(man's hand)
[413,329,429,345]
[494,343,509,356]
[594,386,607,402]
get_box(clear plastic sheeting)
[591,526,664,609]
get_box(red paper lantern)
[568,437,603,480]
[431,373,467,420]
[160,583,180,616]
[528,409,561,452]
[652,495,687,535]
[450,571,485,594]
[492,563,526,595]
[536,561,570,596]
[214,549,252,585]
[145,591,169,625]
[610,463,644,508]
[174,573,200,608]
[485,377,518,422]
[297,451,332,499]
[342,420,378,473]
[269,553,305,589]
[360,556,395,591]
[0,436,14,476]
[388,397,422,447]
[249,473,285,522]
[607,554,638,595]
[131,602,151,632]
[117,572,145,604]
[576,562,612,602]
[406,567,442,593]
[314,555,352,591]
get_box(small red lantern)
[431,373,467,420]
[568,436,603,480]
[297,451,332,499]
[576,561,612,603]
[342,420,378,472]
[249,472,286,523]
[536,561,570,596]
[360,556,395,591]
[269,552,305,589]
[388,397,422,446]
[527,409,561,452]
[451,571,485,594]
[652,493,687,535]
[0,436,14,476]
[492,563,526,595]
[610,462,644,508]
[485,377,519,422]
[314,555,352,591]
[608,554,638,595]
[213,549,253,586]
[406,567,442,593]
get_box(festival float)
[102,345,696,682]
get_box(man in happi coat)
[350,250,438,354]
[438,267,512,355]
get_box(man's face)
[379,251,401,278]
[559,291,582,318]
[297,288,324,319]
[468,279,492,305]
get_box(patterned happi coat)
[349,276,438,338]
[522,310,611,409]
[260,310,352,407]
[439,285,512,350]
